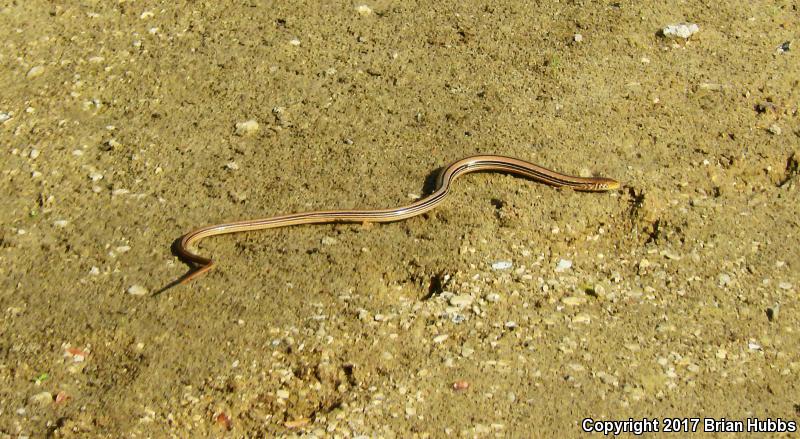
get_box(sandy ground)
[1,1,798,437]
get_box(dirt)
[1,1,798,437]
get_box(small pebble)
[234,120,259,136]
[127,284,148,296]
[55,392,69,404]
[778,282,792,290]
[555,259,572,273]
[449,294,474,307]
[485,293,500,303]
[661,23,700,39]
[53,220,69,228]
[660,249,682,260]
[355,4,373,16]
[452,380,469,391]
[562,296,585,307]
[767,124,781,135]
[27,65,45,78]
[0,112,10,123]
[596,372,618,386]
[433,334,449,343]
[225,161,239,170]
[572,313,591,324]
[321,236,338,245]
[573,33,583,42]
[276,389,290,399]
[29,392,53,406]
[492,261,512,270]
[89,171,103,182]
[29,149,40,159]
[289,38,301,46]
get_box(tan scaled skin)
[173,155,620,286]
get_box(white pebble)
[485,293,500,303]
[661,22,699,39]
[768,124,781,135]
[0,112,10,123]
[140,10,154,19]
[89,171,103,182]
[234,119,259,136]
[321,236,338,245]
[29,149,40,159]
[449,295,474,307]
[572,313,591,324]
[555,259,572,272]
[778,282,792,290]
[276,389,290,399]
[433,334,449,343]
[127,284,148,296]
[562,296,585,307]
[53,220,69,228]
[355,4,373,16]
[748,341,762,351]
[289,38,301,46]
[225,161,239,170]
[573,33,583,42]
[27,65,45,78]
[492,260,512,270]
[596,371,618,386]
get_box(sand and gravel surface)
[1,1,798,437]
